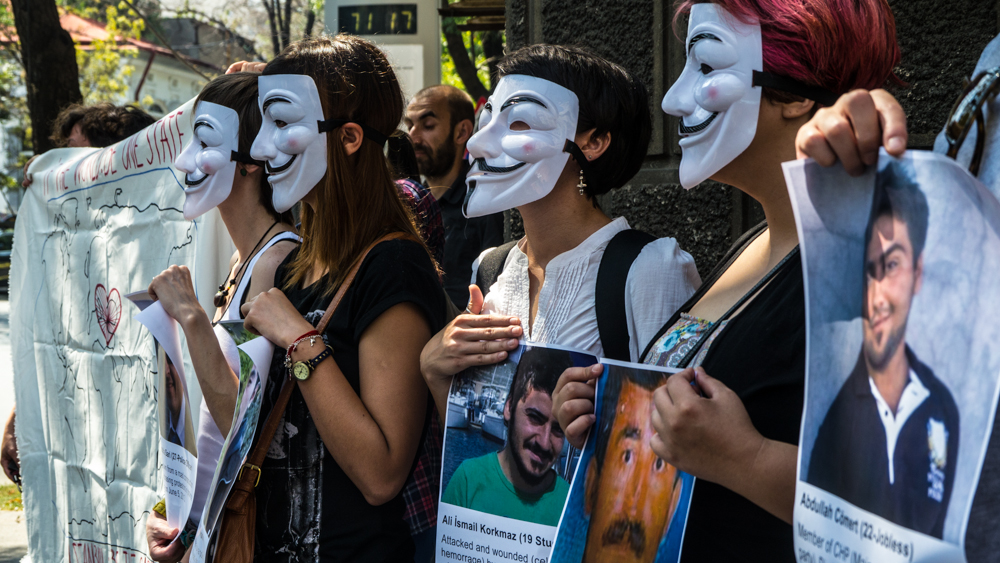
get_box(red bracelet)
[285,330,320,369]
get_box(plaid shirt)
[395,179,446,536]
[401,408,443,535]
[395,179,445,266]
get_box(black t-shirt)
[438,160,505,308]
[251,239,446,563]
[642,223,804,563]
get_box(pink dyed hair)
[674,0,901,101]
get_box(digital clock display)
[339,4,418,35]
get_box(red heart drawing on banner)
[95,284,122,346]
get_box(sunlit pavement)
[0,295,28,563]
[0,512,26,563]
[0,296,12,488]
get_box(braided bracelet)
[284,330,320,369]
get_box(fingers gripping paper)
[787,150,1000,562]
[133,301,198,534]
[440,345,695,563]
[9,99,234,562]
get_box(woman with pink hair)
[554,0,904,558]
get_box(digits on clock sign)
[339,4,417,35]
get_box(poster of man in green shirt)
[441,344,595,526]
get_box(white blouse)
[474,217,701,361]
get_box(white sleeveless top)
[219,231,302,322]
[190,230,301,524]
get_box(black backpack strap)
[475,240,518,299]
[596,229,657,362]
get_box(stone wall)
[503,0,998,275]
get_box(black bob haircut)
[505,347,575,426]
[496,44,653,198]
[592,365,669,475]
[865,161,930,267]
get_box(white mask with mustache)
[662,4,763,189]
[463,75,581,217]
[250,74,328,213]
[174,101,240,220]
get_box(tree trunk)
[9,0,82,154]
[443,30,488,101]
[280,0,292,52]
[263,0,280,57]
[482,31,503,92]
[303,8,315,39]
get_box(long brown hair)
[263,35,424,293]
[196,72,292,224]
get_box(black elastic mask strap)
[230,151,264,166]
[752,71,839,107]
[563,139,600,192]
[317,119,389,148]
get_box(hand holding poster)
[131,298,198,533]
[438,343,596,563]
[440,345,698,563]
[787,150,1000,562]
[551,361,693,563]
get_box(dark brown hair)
[505,347,574,422]
[412,84,475,130]
[196,72,290,223]
[50,102,155,148]
[263,35,425,292]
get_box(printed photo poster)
[189,321,273,563]
[438,342,596,563]
[131,298,198,533]
[786,150,1000,563]
[551,360,693,563]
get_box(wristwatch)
[291,345,334,381]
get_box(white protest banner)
[786,150,1000,563]
[438,342,595,563]
[10,99,234,562]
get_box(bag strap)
[244,231,412,472]
[475,240,518,299]
[638,221,770,362]
[595,229,656,362]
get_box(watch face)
[293,361,311,381]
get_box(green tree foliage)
[67,2,145,104]
[441,31,490,94]
[440,16,503,102]
[0,2,30,185]
[0,4,26,126]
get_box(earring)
[577,167,586,196]
[240,167,247,177]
